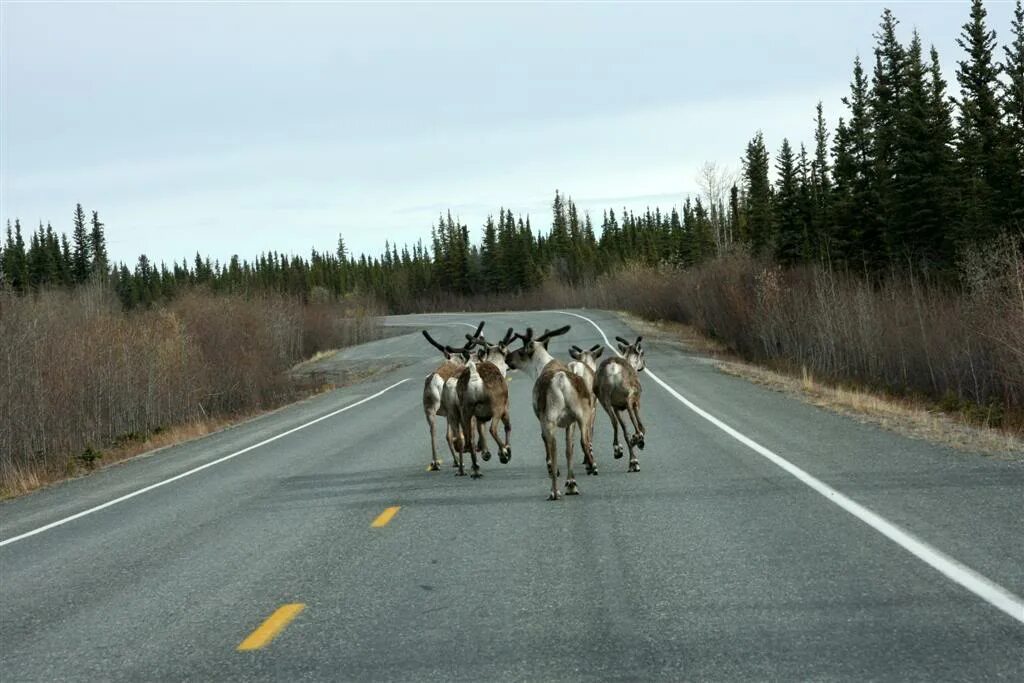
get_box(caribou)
[421,322,483,471]
[568,343,604,455]
[452,327,516,478]
[595,335,647,472]
[567,344,604,393]
[506,326,597,500]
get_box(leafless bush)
[0,286,383,494]
[399,240,1022,430]
[588,243,1023,429]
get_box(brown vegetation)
[406,235,1024,441]
[0,285,382,495]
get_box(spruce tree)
[1,221,13,289]
[844,56,884,269]
[774,138,804,264]
[90,210,108,278]
[480,215,500,293]
[59,234,74,286]
[810,101,833,253]
[1002,0,1024,224]
[871,8,906,241]
[955,0,1004,243]
[9,220,30,292]
[71,203,91,283]
[742,131,773,255]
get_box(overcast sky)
[1,1,1017,266]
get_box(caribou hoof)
[613,445,624,459]
[428,461,441,472]
[455,468,467,477]
[565,481,580,495]
[586,466,599,476]
[470,469,483,479]
[482,450,492,462]
[498,449,511,464]
[627,460,640,473]
[636,434,646,450]
[547,490,562,501]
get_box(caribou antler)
[463,320,493,347]
[423,330,449,354]
[444,344,472,359]
[513,328,534,344]
[537,325,570,342]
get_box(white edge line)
[0,378,412,548]
[558,310,1024,625]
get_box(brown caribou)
[451,327,515,478]
[421,322,483,471]
[595,335,647,472]
[506,326,597,500]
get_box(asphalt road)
[1,309,1022,681]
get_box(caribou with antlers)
[453,327,516,478]
[595,335,647,472]
[506,326,597,500]
[421,322,483,471]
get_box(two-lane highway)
[1,310,1022,681]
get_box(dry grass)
[0,414,241,499]
[294,348,340,367]
[717,360,1023,459]
[615,312,731,357]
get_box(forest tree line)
[2,0,1022,313]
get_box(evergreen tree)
[810,101,833,253]
[871,8,906,241]
[90,210,108,278]
[59,234,73,286]
[742,131,773,254]
[955,0,1004,242]
[480,215,500,292]
[844,56,884,269]
[890,31,933,262]
[1002,0,1024,225]
[7,220,30,292]
[71,203,91,284]
[774,138,805,264]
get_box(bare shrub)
[396,239,1022,432]
[0,286,384,494]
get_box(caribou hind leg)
[603,400,625,460]
[425,410,442,471]
[564,424,579,495]
[541,424,560,500]
[462,414,484,479]
[477,418,492,462]
[626,397,645,450]
[581,412,597,476]
[614,407,640,472]
[498,411,512,463]
[490,412,512,464]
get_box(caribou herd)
[421,321,647,500]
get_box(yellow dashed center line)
[237,603,305,651]
[372,506,401,528]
